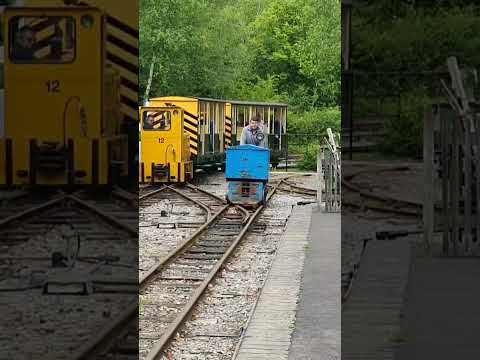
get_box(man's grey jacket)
[240,124,268,148]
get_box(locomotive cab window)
[9,16,76,63]
[143,111,171,131]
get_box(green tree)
[295,0,340,108]
[139,0,209,101]
[140,0,341,155]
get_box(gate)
[321,128,341,212]
[424,57,480,255]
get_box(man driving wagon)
[240,115,268,148]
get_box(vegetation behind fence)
[351,2,480,158]
[286,108,340,170]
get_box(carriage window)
[143,111,171,131]
[9,16,76,63]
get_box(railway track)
[0,189,138,359]
[342,238,369,305]
[342,166,423,216]
[73,183,229,359]
[139,184,228,273]
[78,176,316,359]
[280,179,317,197]
[0,189,60,221]
[269,174,317,199]
[342,165,425,305]
[165,180,318,359]
[139,182,282,360]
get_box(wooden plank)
[433,62,480,256]
[464,124,472,254]
[423,106,435,254]
[476,120,480,253]
[451,115,460,255]
[472,117,480,254]
[440,105,450,254]
[447,57,472,131]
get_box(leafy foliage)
[288,107,340,134]
[352,2,480,157]
[379,89,430,158]
[140,0,341,156]
[353,5,480,74]
[297,146,320,171]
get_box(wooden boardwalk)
[342,239,412,360]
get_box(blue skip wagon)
[225,145,270,207]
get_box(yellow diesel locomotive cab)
[0,6,128,186]
[139,106,193,184]
[147,96,227,170]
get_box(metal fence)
[320,129,341,212]
[343,69,449,158]
[282,132,328,171]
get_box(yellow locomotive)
[0,0,138,186]
[146,97,227,168]
[139,106,193,184]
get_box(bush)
[286,108,339,171]
[352,4,480,158]
[379,89,430,158]
[233,75,287,103]
[297,145,319,171]
[288,107,340,134]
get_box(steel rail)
[78,201,230,359]
[0,189,138,360]
[340,166,428,216]
[68,194,138,237]
[139,203,230,286]
[74,184,232,358]
[111,185,139,206]
[342,178,422,208]
[0,193,67,229]
[185,182,227,204]
[144,179,283,360]
[71,301,138,360]
[342,178,423,216]
[281,180,317,196]
[139,185,167,201]
[0,189,30,202]
[235,205,251,225]
[73,180,277,360]
[342,165,429,209]
[140,183,236,285]
[166,185,213,219]
[0,190,137,238]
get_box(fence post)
[317,146,322,211]
[423,106,434,255]
[321,128,341,213]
